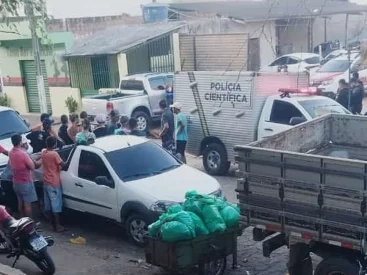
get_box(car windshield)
[317,59,350,73]
[304,56,320,64]
[299,99,350,118]
[105,141,181,182]
[0,110,29,139]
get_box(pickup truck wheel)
[126,213,149,247]
[314,257,359,275]
[203,143,229,176]
[132,111,151,132]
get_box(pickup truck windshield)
[0,110,29,139]
[105,141,181,182]
[299,99,349,118]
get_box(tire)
[132,111,151,132]
[199,257,227,275]
[314,257,359,275]
[32,248,56,275]
[203,143,229,176]
[126,213,149,247]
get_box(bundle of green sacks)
[148,190,240,242]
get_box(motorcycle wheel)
[30,248,56,275]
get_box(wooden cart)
[145,228,239,275]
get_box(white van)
[174,71,350,175]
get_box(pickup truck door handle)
[264,128,273,131]
[75,183,83,188]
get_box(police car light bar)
[278,87,320,95]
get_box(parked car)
[0,107,31,175]
[174,71,350,176]
[35,135,221,246]
[320,49,347,65]
[310,51,367,98]
[261,53,321,73]
[82,73,174,132]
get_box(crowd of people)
[0,99,188,235]
[336,72,365,114]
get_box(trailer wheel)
[314,257,359,275]
[199,257,227,275]
[203,143,229,176]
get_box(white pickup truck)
[40,135,221,246]
[82,73,173,132]
[174,71,350,176]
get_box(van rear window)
[120,80,144,90]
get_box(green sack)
[220,206,240,228]
[202,204,226,233]
[168,204,183,214]
[185,190,198,199]
[188,212,209,236]
[173,212,196,236]
[214,198,229,211]
[148,220,162,237]
[183,198,203,217]
[161,221,195,242]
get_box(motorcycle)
[2,216,55,275]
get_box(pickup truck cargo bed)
[235,114,367,251]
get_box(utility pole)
[347,46,351,111]
[25,2,48,114]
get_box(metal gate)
[91,56,111,90]
[20,60,52,113]
[179,33,249,71]
[126,34,174,75]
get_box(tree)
[0,0,49,37]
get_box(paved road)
[0,114,291,275]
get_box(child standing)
[41,136,67,232]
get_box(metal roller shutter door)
[21,60,52,113]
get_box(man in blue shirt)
[171,102,188,163]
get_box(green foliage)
[65,96,78,114]
[0,93,11,107]
[0,0,51,41]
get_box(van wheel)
[132,111,151,132]
[203,143,229,176]
[314,257,359,275]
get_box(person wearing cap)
[107,110,120,136]
[171,102,188,164]
[158,100,175,151]
[350,77,364,114]
[115,115,130,135]
[9,134,41,218]
[30,113,57,137]
[58,115,74,145]
[93,114,108,138]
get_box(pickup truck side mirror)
[289,117,306,126]
[95,176,114,188]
